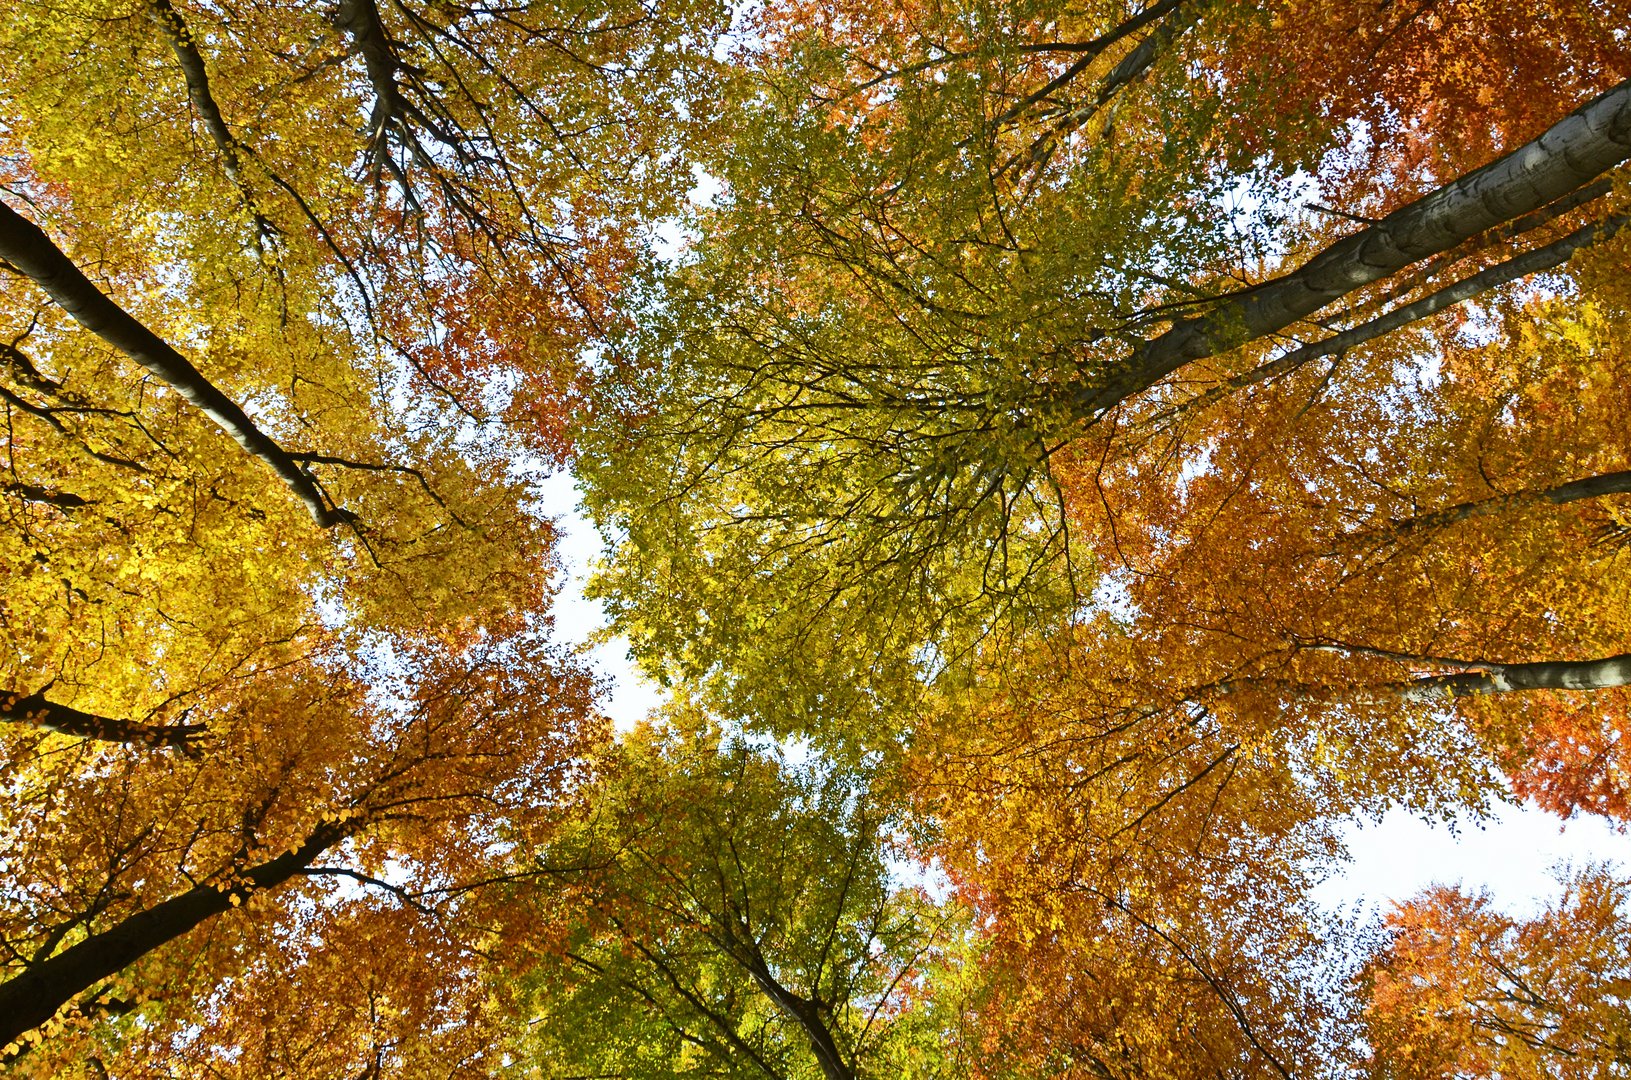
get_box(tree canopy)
[3,0,1630,1075]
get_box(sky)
[539,472,669,728]
[1317,801,1626,918]
[538,472,1628,921]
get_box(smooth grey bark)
[146,0,275,242]
[1365,469,1631,540]
[333,0,429,179]
[1283,212,1625,368]
[1077,79,1631,417]
[1406,653,1631,699]
[0,820,348,1049]
[334,0,406,134]
[736,950,857,1080]
[0,199,344,527]
[1543,471,1631,505]
[0,689,204,750]
[1172,212,1627,417]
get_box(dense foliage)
[2,0,1629,1076]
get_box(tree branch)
[1354,468,1631,543]
[0,818,351,1050]
[1141,211,1628,430]
[146,0,278,243]
[0,198,348,528]
[1401,653,1631,699]
[1000,1,1191,175]
[990,0,1185,128]
[0,689,204,751]
[1075,79,1631,418]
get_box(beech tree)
[1363,868,1631,1078]
[0,629,599,1074]
[0,0,698,761]
[511,713,974,1080]
[579,0,1631,739]
[0,0,725,1060]
[573,2,1631,1069]
[5,0,1631,1070]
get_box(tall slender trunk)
[0,199,344,528]
[741,962,857,1080]
[0,820,349,1049]
[1150,211,1626,426]
[146,0,276,242]
[1076,79,1631,417]
[714,919,858,1080]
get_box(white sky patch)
[886,850,953,903]
[536,471,668,733]
[1175,441,1215,500]
[1085,567,1140,624]
[1315,801,1627,918]
[651,167,724,263]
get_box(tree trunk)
[1165,212,1626,420]
[0,199,344,528]
[1077,79,1631,417]
[0,689,204,750]
[742,963,858,1080]
[0,820,349,1050]
[146,0,274,241]
[333,0,417,171]
[1406,653,1631,699]
[1365,469,1631,540]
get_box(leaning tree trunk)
[1078,79,1631,417]
[740,960,858,1080]
[1404,653,1631,700]
[1352,469,1631,542]
[0,689,204,750]
[0,199,344,528]
[0,820,349,1050]
[1153,210,1626,425]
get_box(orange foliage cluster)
[1365,871,1631,1077]
[1226,0,1631,198]
[1492,692,1631,821]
